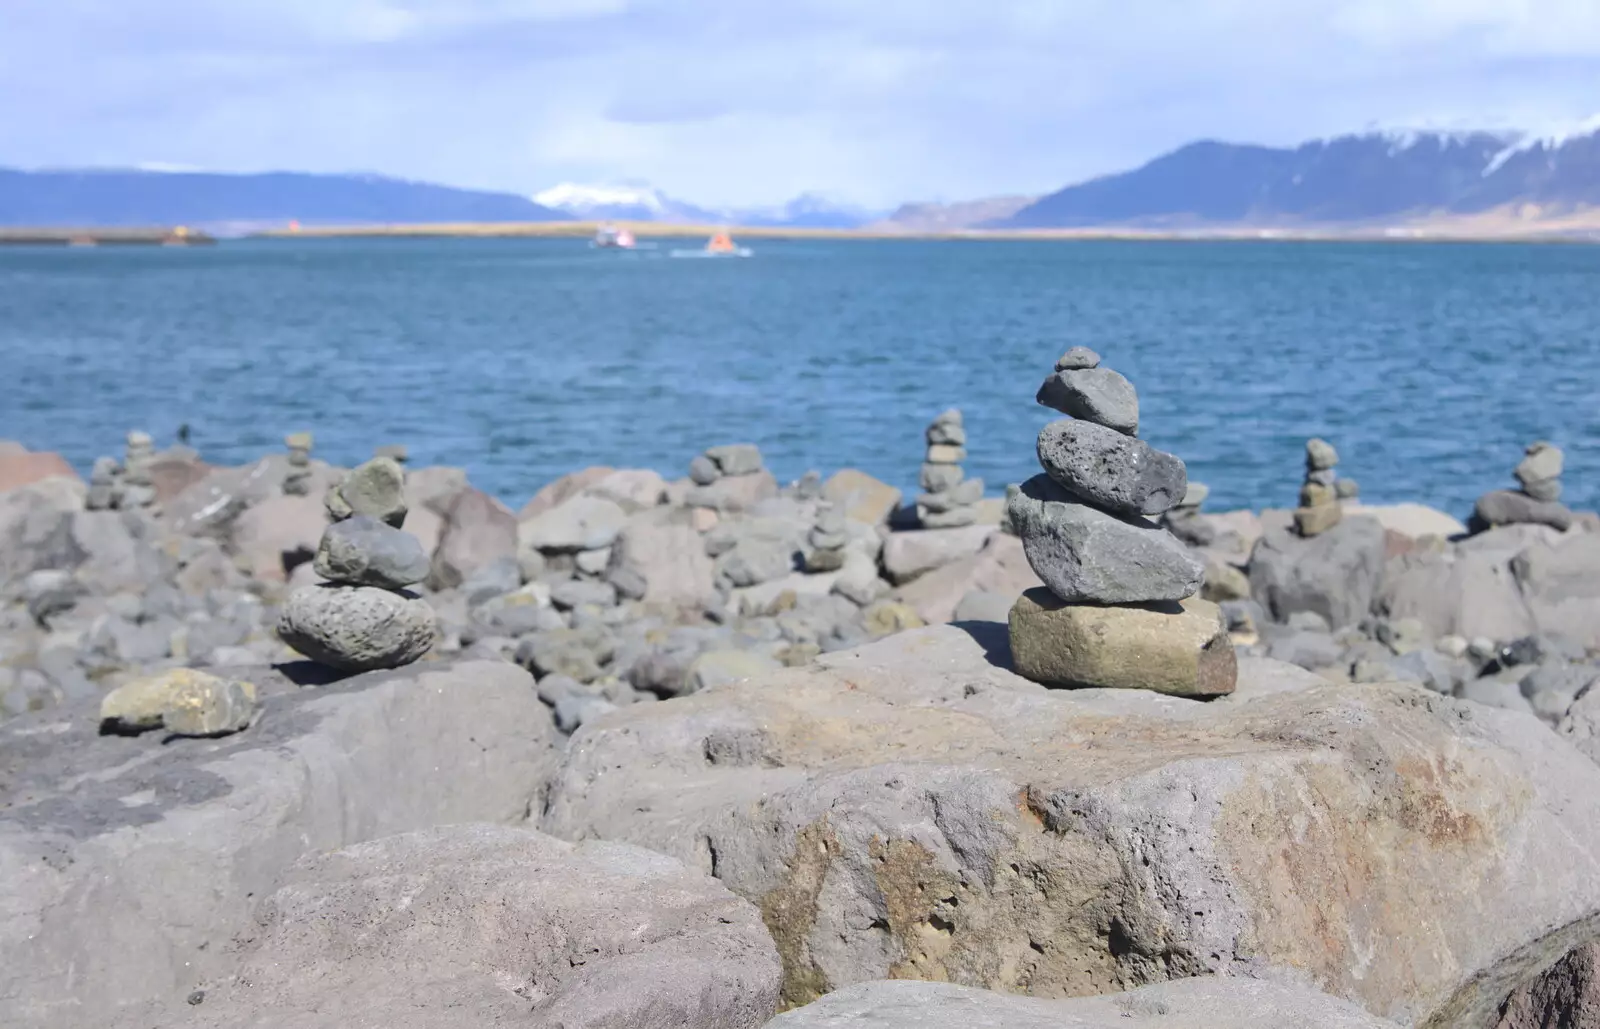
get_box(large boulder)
[0,477,86,585]
[895,532,1042,624]
[1375,526,1543,642]
[517,466,615,521]
[1345,502,1468,542]
[520,493,628,554]
[1248,514,1385,628]
[611,507,718,609]
[0,443,79,492]
[69,509,170,594]
[881,524,997,585]
[543,625,1600,1026]
[168,825,781,1029]
[1510,531,1600,649]
[427,486,517,590]
[765,977,1400,1029]
[145,450,212,505]
[0,660,561,1029]
[823,469,903,526]
[228,493,328,582]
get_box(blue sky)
[5,0,1599,207]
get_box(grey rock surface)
[1248,514,1386,629]
[1521,477,1562,503]
[1514,442,1563,488]
[519,493,628,554]
[1035,367,1139,435]
[0,660,560,1028]
[1053,345,1101,370]
[325,456,408,528]
[312,515,431,589]
[763,977,1400,1029]
[1036,419,1187,517]
[542,624,1600,1027]
[428,486,517,591]
[1511,532,1600,649]
[278,583,436,672]
[1473,490,1576,532]
[1007,475,1202,603]
[690,454,721,485]
[707,443,765,477]
[175,825,781,1029]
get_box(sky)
[4,1,1600,208]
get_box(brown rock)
[1008,587,1236,697]
[427,486,516,590]
[1295,502,1343,537]
[822,469,903,526]
[0,446,79,493]
[1299,481,1337,508]
[1496,941,1600,1029]
[145,452,211,505]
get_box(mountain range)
[5,126,1600,233]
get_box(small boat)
[591,224,637,249]
[670,229,752,258]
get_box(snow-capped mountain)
[532,183,881,227]
[1003,124,1600,228]
[531,183,720,223]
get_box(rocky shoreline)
[6,363,1600,1027]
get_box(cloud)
[2,0,1598,206]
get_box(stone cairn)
[1472,441,1574,531]
[283,432,314,496]
[86,456,120,511]
[85,430,157,511]
[1005,346,1237,698]
[916,409,983,528]
[277,456,436,672]
[1295,438,1343,537]
[804,502,848,572]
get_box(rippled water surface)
[3,237,1598,517]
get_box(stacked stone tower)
[1006,348,1236,697]
[283,432,314,496]
[916,409,983,528]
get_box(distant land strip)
[254,209,1600,243]
[0,227,216,246]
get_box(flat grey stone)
[1006,475,1202,603]
[1053,345,1101,370]
[706,444,764,476]
[1036,419,1187,517]
[1035,367,1138,435]
[278,584,436,672]
[313,515,431,589]
[1516,441,1563,487]
[1473,490,1575,532]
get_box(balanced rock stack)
[120,430,157,509]
[283,432,313,496]
[916,409,983,528]
[1295,438,1343,536]
[1005,347,1236,698]
[85,455,121,511]
[803,501,848,572]
[1472,440,1576,531]
[278,457,436,672]
[686,443,778,513]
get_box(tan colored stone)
[100,668,240,731]
[863,600,926,637]
[692,507,720,533]
[1008,588,1236,697]
[0,448,79,493]
[161,675,258,737]
[822,469,903,526]
[925,444,967,465]
[1300,481,1337,508]
[1295,501,1343,537]
[1201,558,1251,603]
[517,466,614,522]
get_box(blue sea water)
[2,236,1598,519]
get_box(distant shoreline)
[0,227,216,246]
[248,219,1600,244]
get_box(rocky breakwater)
[277,457,437,672]
[1005,347,1231,697]
[915,409,982,529]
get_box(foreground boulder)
[171,825,781,1029]
[0,660,560,1028]
[544,625,1600,1025]
[765,977,1399,1028]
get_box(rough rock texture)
[612,507,717,609]
[823,469,902,526]
[0,660,560,1029]
[326,456,408,527]
[895,533,1042,625]
[1008,588,1236,696]
[1036,419,1187,517]
[882,525,998,585]
[1008,475,1203,604]
[99,668,256,736]
[1248,514,1386,629]
[1495,941,1600,1029]
[1035,367,1139,435]
[428,486,517,590]
[312,514,431,589]
[175,825,781,1029]
[1376,526,1547,642]
[765,977,1401,1029]
[1510,532,1600,649]
[543,623,1600,1027]
[277,584,436,671]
